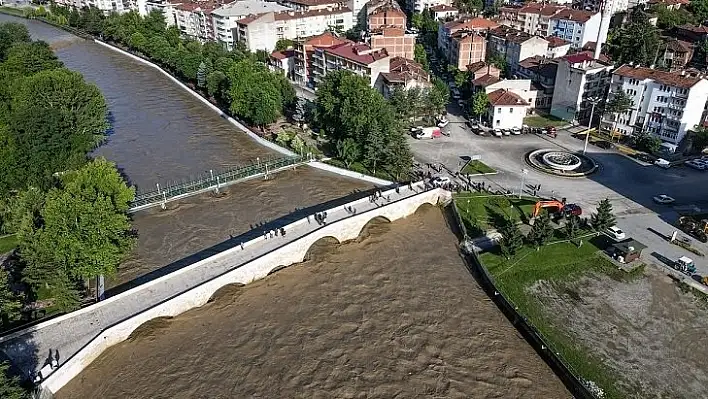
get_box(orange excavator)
[532,198,582,218]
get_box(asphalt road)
[408,104,708,277]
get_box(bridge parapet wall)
[37,185,450,394]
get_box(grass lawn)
[454,194,536,235]
[0,234,17,254]
[524,114,567,128]
[460,160,496,175]
[479,234,642,399]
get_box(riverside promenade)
[0,181,450,395]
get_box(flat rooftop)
[212,0,290,17]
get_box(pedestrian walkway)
[0,182,445,386]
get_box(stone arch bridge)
[0,182,451,397]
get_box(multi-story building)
[144,0,179,25]
[487,26,549,74]
[499,4,565,36]
[517,55,558,110]
[367,27,415,59]
[545,36,570,58]
[211,0,290,50]
[175,2,218,42]
[582,0,629,14]
[437,17,498,61]
[236,7,353,52]
[548,9,601,49]
[268,49,296,78]
[429,4,458,20]
[293,32,350,87]
[487,89,530,129]
[449,31,487,70]
[313,42,390,87]
[278,0,346,11]
[367,4,405,30]
[406,0,452,13]
[484,79,537,111]
[660,38,694,71]
[551,52,613,123]
[376,57,431,97]
[600,65,708,145]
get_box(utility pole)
[584,97,601,155]
[519,168,529,199]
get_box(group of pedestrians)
[263,227,286,240]
[314,212,327,225]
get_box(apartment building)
[549,9,601,49]
[367,4,405,30]
[376,57,431,97]
[660,38,694,71]
[499,4,565,36]
[429,4,458,20]
[268,49,296,78]
[581,0,629,14]
[211,0,290,50]
[368,28,415,59]
[551,52,613,123]
[487,26,549,74]
[278,0,346,11]
[293,32,350,87]
[545,36,570,58]
[517,55,558,110]
[487,89,530,129]
[236,7,352,52]
[175,2,218,41]
[449,32,486,70]
[313,42,390,86]
[600,65,708,145]
[437,17,498,61]
[144,0,178,25]
[405,0,452,13]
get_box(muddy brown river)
[2,14,567,397]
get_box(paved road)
[409,104,708,276]
[0,182,431,380]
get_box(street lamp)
[519,168,529,199]
[584,97,601,155]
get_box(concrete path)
[0,182,433,381]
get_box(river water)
[1,14,567,397]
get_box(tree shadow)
[0,331,40,395]
[485,205,511,231]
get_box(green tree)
[290,134,305,155]
[691,125,708,152]
[470,90,489,122]
[634,133,662,153]
[488,53,507,76]
[0,267,22,327]
[0,23,31,61]
[605,89,633,136]
[527,213,553,249]
[388,87,411,120]
[0,361,27,399]
[79,6,106,35]
[335,138,360,168]
[385,132,413,180]
[228,59,289,127]
[196,61,208,88]
[608,21,662,66]
[499,220,524,259]
[20,158,136,310]
[206,70,227,101]
[2,41,63,75]
[364,121,386,174]
[564,214,580,240]
[276,131,292,148]
[426,77,450,117]
[691,0,708,22]
[411,12,423,29]
[591,198,616,233]
[274,39,294,51]
[414,43,428,70]
[653,5,695,29]
[128,32,148,53]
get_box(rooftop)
[487,89,529,106]
[546,36,570,48]
[490,25,545,45]
[472,74,501,87]
[665,38,694,52]
[300,31,350,48]
[551,8,596,23]
[325,42,389,65]
[674,23,708,34]
[270,49,295,59]
[281,0,343,6]
[429,4,457,11]
[614,64,703,89]
[444,17,499,32]
[381,57,430,84]
[561,51,611,68]
[176,1,221,12]
[274,6,352,21]
[518,55,558,80]
[212,0,289,17]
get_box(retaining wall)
[38,186,449,395]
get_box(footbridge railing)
[129,155,307,213]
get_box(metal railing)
[129,156,306,212]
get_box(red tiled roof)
[302,31,350,48]
[472,74,501,87]
[176,1,219,12]
[560,51,610,64]
[546,36,570,48]
[665,38,693,52]
[270,50,294,60]
[325,42,389,65]
[487,89,529,106]
[381,57,430,84]
[676,24,708,34]
[614,64,703,89]
[445,17,499,31]
[275,6,352,21]
[283,0,343,6]
[429,4,457,11]
[551,9,595,23]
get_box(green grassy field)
[460,160,496,175]
[479,233,642,399]
[454,194,536,233]
[524,114,567,128]
[0,234,17,254]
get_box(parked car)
[654,158,671,169]
[653,194,675,204]
[604,226,626,241]
[492,129,503,137]
[686,160,707,170]
[511,127,521,135]
[502,129,511,136]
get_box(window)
[496,119,500,125]
[497,107,502,113]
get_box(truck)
[414,127,442,139]
[673,256,697,276]
[677,216,708,243]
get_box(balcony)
[672,91,688,99]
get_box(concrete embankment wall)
[39,186,449,394]
[93,41,393,187]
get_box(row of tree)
[50,6,294,127]
[0,22,136,396]
[499,199,616,259]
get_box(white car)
[502,129,511,136]
[604,226,626,241]
[653,194,675,204]
[437,119,449,128]
[655,158,671,169]
[432,176,451,187]
[511,127,521,135]
[492,129,503,137]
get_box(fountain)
[526,149,597,177]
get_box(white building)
[429,4,458,20]
[487,89,530,129]
[175,2,218,42]
[236,7,353,52]
[484,79,538,111]
[548,9,601,49]
[144,0,178,25]
[551,52,613,123]
[406,0,452,13]
[487,26,549,74]
[601,65,708,145]
[581,0,629,14]
[314,42,390,87]
[211,0,290,50]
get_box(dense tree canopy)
[228,59,295,127]
[608,19,662,66]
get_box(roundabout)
[526,149,598,177]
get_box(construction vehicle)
[673,256,697,276]
[531,198,582,218]
[677,216,708,243]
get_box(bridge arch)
[301,235,341,263]
[356,215,391,239]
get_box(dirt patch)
[128,317,174,342]
[528,269,708,398]
[57,208,568,399]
